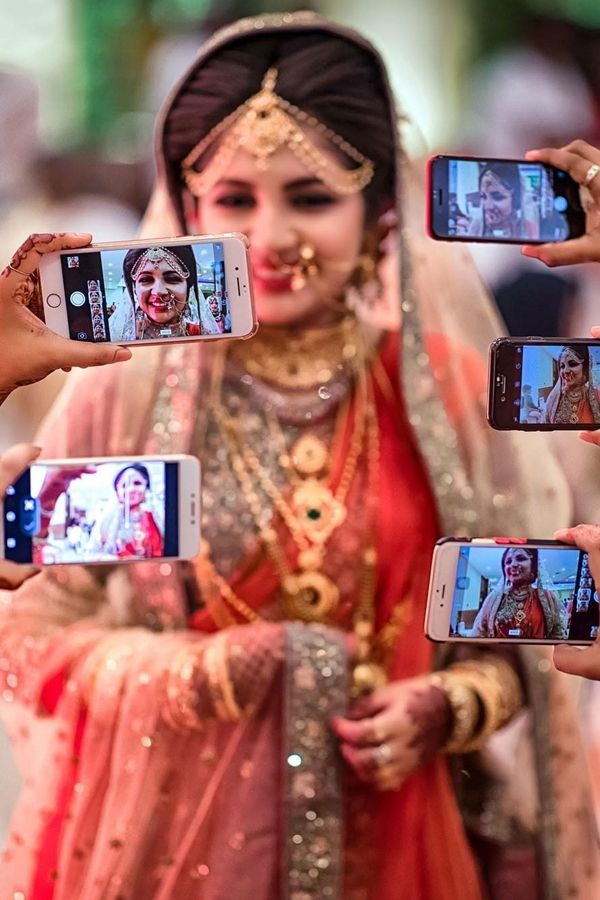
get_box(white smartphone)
[39,233,256,346]
[0,454,200,566]
[425,538,597,644]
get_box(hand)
[36,465,97,539]
[0,232,132,402]
[521,140,600,267]
[330,674,450,791]
[0,444,42,589]
[553,523,600,680]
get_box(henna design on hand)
[405,683,451,765]
[0,232,64,280]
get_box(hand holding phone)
[425,538,599,644]
[39,234,256,347]
[552,524,600,679]
[0,233,131,402]
[1,455,200,566]
[488,338,600,430]
[522,140,600,267]
[428,154,585,245]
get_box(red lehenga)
[1,11,599,900]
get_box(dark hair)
[114,464,151,492]
[479,163,522,211]
[163,32,396,223]
[559,344,589,380]
[122,245,199,307]
[501,547,538,584]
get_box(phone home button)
[46,294,62,308]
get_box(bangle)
[203,632,241,722]
[430,672,480,753]
[164,644,205,733]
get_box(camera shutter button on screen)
[46,294,62,308]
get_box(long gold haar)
[203,321,387,693]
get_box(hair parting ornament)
[181,67,375,197]
[130,247,190,281]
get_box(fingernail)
[554,529,569,539]
[32,445,42,454]
[113,348,131,362]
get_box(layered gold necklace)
[202,315,388,693]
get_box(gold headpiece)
[130,247,190,281]
[181,68,374,197]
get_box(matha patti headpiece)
[130,247,190,281]
[181,67,374,197]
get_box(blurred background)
[3,0,600,837]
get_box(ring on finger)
[377,763,403,792]
[373,742,393,768]
[584,163,600,187]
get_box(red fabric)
[116,510,164,558]
[189,332,483,900]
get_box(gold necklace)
[229,315,360,389]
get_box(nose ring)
[290,242,319,292]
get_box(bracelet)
[164,643,205,733]
[430,671,480,753]
[203,632,242,722]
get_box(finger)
[522,234,600,267]
[0,444,42,494]
[43,333,131,371]
[553,644,600,680]
[579,431,600,448]
[554,524,600,553]
[591,326,600,339]
[1,232,92,289]
[526,145,600,201]
[340,739,398,776]
[0,561,40,590]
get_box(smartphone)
[425,538,598,644]
[427,154,585,244]
[0,455,200,565]
[39,233,256,346]
[488,337,600,430]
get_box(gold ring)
[7,264,27,276]
[584,163,600,187]
[373,742,393,767]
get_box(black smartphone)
[488,337,600,430]
[428,154,585,244]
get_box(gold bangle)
[445,658,523,753]
[203,632,241,722]
[431,672,480,753]
[164,644,205,733]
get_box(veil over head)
[142,11,570,539]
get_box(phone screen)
[448,545,597,641]
[3,461,179,564]
[430,156,584,243]
[59,242,229,343]
[490,341,600,429]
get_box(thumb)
[47,334,131,370]
[553,644,600,680]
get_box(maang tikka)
[181,68,374,197]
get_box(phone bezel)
[40,233,257,346]
[488,337,600,431]
[427,154,585,245]
[0,453,201,565]
[425,538,595,645]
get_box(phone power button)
[46,294,62,308]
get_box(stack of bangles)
[430,657,523,754]
[164,632,242,732]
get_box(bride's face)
[190,141,366,327]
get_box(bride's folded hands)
[0,231,131,404]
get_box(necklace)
[555,387,585,424]
[229,315,361,389]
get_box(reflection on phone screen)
[61,243,231,343]
[514,344,600,426]
[438,159,573,242]
[450,545,598,641]
[3,462,179,565]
